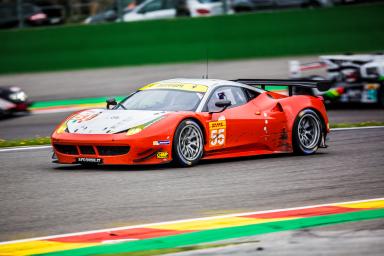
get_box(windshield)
[117,89,204,111]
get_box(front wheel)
[172,119,204,167]
[292,109,322,155]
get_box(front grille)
[79,146,95,155]
[97,146,130,156]
[54,144,78,155]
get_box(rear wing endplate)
[232,79,331,96]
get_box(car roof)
[155,78,249,89]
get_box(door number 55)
[210,128,225,146]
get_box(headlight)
[126,127,143,135]
[126,116,164,136]
[9,91,27,101]
[56,122,68,134]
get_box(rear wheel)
[378,83,384,108]
[292,109,322,155]
[172,119,204,167]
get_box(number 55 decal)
[209,117,226,147]
[210,128,225,146]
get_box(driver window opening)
[206,86,248,113]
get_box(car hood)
[66,109,168,134]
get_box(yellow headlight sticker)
[126,116,165,136]
[140,82,208,93]
[56,122,68,134]
[126,127,143,136]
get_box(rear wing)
[232,79,331,96]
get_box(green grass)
[0,3,383,74]
[0,121,383,148]
[0,137,51,148]
[38,208,384,256]
[103,241,256,256]
[330,121,384,128]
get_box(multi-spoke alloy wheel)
[173,119,204,166]
[293,109,322,155]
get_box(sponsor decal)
[140,82,208,93]
[365,83,380,90]
[209,116,226,147]
[71,111,100,123]
[77,158,103,164]
[156,152,168,159]
[153,140,170,146]
[209,120,226,130]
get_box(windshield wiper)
[117,103,127,110]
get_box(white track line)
[0,197,382,245]
[331,126,384,131]
[0,145,51,152]
[0,126,383,153]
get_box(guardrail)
[0,3,383,74]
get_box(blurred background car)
[289,53,384,106]
[0,1,65,29]
[123,0,233,21]
[123,0,176,22]
[84,0,139,24]
[232,0,333,13]
[31,0,66,25]
[0,86,30,117]
[85,0,232,23]
[187,0,233,17]
[0,2,48,28]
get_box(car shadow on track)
[52,151,328,172]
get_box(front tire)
[292,109,322,155]
[172,119,204,167]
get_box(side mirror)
[210,100,231,114]
[106,98,117,109]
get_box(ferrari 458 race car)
[0,86,30,117]
[51,78,330,167]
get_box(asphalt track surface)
[0,127,383,243]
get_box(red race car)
[51,78,330,167]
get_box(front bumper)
[51,132,172,165]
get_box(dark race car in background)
[0,2,64,29]
[232,0,333,13]
[289,53,384,107]
[0,86,31,117]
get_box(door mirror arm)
[209,100,231,114]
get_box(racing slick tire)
[292,109,322,155]
[173,119,204,167]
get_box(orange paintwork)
[51,91,329,165]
